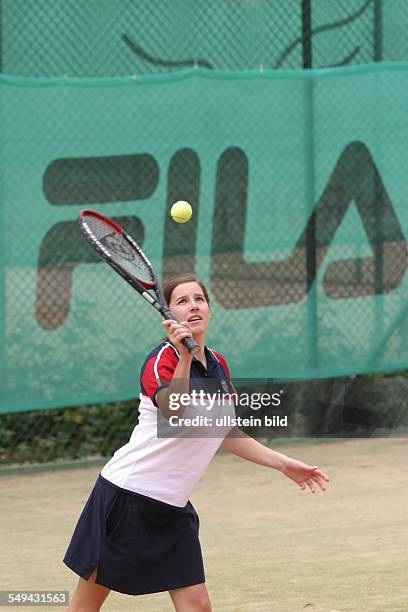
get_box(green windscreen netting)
[2,64,408,413]
[1,0,408,414]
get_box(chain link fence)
[1,0,408,468]
[2,0,407,75]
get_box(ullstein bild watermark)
[157,386,288,438]
[167,413,287,428]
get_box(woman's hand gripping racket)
[78,209,200,357]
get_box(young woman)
[63,273,329,612]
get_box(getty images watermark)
[156,376,408,439]
[156,380,288,438]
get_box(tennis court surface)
[1,437,407,612]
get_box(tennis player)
[63,273,329,611]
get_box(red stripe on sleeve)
[140,344,179,404]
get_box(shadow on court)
[1,438,407,612]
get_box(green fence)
[1,63,408,415]
[0,0,408,421]
[2,0,407,75]
[1,1,408,466]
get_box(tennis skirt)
[63,474,205,595]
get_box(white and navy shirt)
[101,341,234,507]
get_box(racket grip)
[182,336,201,357]
[161,309,201,356]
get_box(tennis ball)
[170,201,192,223]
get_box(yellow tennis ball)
[170,201,192,223]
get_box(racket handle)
[182,336,201,357]
[162,309,201,356]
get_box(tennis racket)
[78,209,200,356]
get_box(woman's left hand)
[281,457,329,493]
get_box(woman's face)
[168,281,210,338]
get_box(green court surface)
[1,438,407,611]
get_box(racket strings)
[84,214,154,284]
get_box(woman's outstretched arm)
[222,427,329,493]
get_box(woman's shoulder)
[141,340,179,369]
[147,339,180,357]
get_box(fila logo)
[36,141,407,328]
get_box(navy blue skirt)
[63,474,205,595]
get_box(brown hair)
[162,274,210,307]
